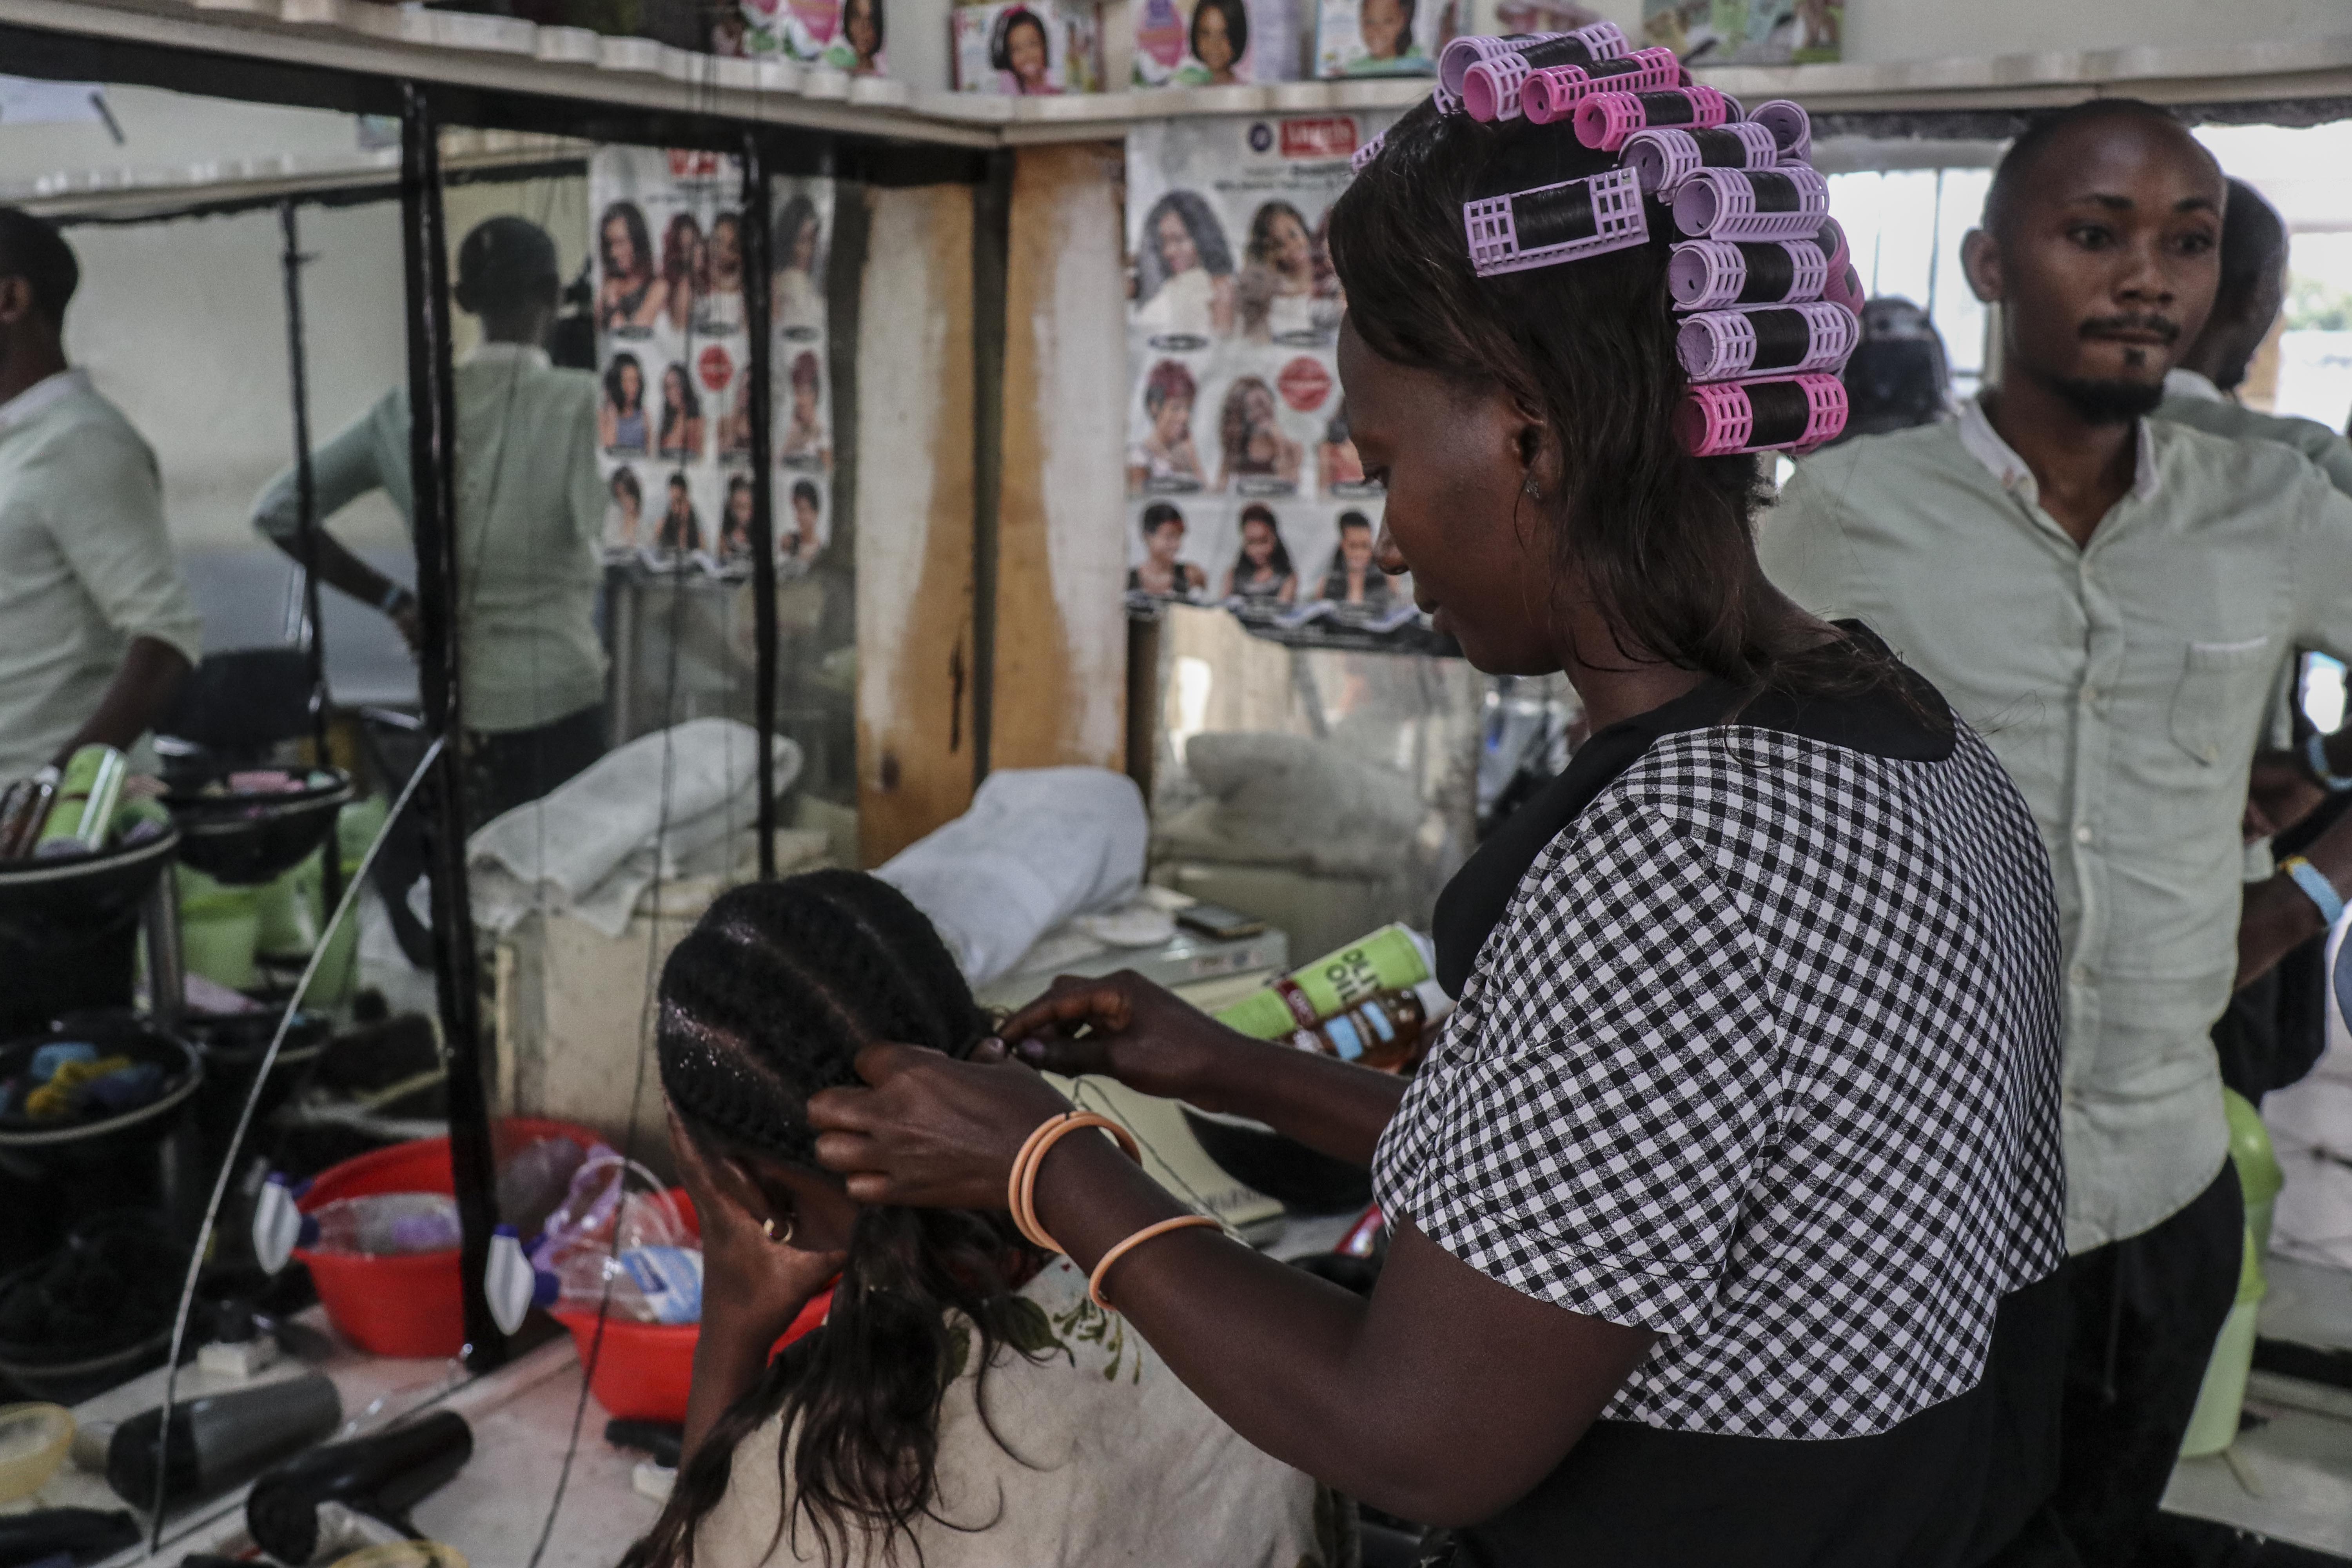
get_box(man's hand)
[2247,747,2327,843]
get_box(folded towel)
[469,718,802,937]
[878,767,1147,985]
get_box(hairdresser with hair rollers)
[805,41,2067,1566]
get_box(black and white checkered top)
[1374,716,2065,1441]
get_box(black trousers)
[1984,1162,2244,1568]
[376,703,609,966]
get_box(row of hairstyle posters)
[1124,111,1445,652]
[592,145,835,577]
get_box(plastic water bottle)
[298,1193,462,1257]
[532,1245,704,1325]
[495,1138,586,1243]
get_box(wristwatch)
[2307,731,2352,793]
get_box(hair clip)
[1668,238,1831,311]
[1676,301,1861,380]
[1464,164,1648,277]
[1749,100,1811,162]
[1573,87,1733,152]
[1437,22,1628,105]
[1515,48,1682,125]
[1622,123,1781,194]
[1670,165,1831,240]
[1351,130,1387,174]
[1676,374,1848,456]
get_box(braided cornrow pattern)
[630,871,1039,1568]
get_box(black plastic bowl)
[180,1007,331,1162]
[0,826,180,1038]
[0,1023,202,1187]
[1181,1107,1374,1215]
[165,770,352,887]
[0,1210,186,1403]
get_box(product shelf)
[6,0,2352,151]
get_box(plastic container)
[550,1191,833,1424]
[2178,1090,2285,1458]
[301,1192,462,1257]
[293,1118,602,1357]
[0,1403,74,1501]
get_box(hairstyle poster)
[1641,0,1838,65]
[591,145,836,575]
[1313,0,1460,79]
[951,0,1104,95]
[730,0,888,73]
[1125,113,1436,653]
[1131,0,1297,87]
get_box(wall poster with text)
[590,145,836,578]
[1124,110,1445,654]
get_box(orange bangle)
[1006,1112,1140,1255]
[1089,1214,1222,1310]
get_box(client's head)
[636,871,1038,1568]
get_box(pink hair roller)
[1675,375,1848,456]
[1671,165,1831,240]
[1437,22,1630,101]
[1621,122,1781,194]
[1516,47,1681,124]
[1667,238,1830,310]
[1750,100,1811,162]
[1675,301,1861,380]
[1463,164,1648,278]
[1572,87,1732,153]
[1825,254,1866,316]
[1351,131,1388,174]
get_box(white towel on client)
[878,767,1147,985]
[468,717,802,937]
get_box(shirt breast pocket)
[2170,637,2275,767]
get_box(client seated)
[626,871,1340,1568]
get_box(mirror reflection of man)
[251,216,604,958]
[0,207,199,781]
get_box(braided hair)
[625,871,1044,1568]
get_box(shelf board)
[7,0,2352,152]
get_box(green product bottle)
[33,746,127,857]
[1215,923,1435,1039]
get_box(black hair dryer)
[245,1411,473,1566]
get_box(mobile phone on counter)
[1176,902,1269,941]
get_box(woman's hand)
[997,971,1247,1110]
[807,1042,1073,1210]
[668,1107,844,1340]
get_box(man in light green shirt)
[1762,103,2352,1564]
[2156,177,2352,499]
[0,208,199,782]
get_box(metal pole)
[399,81,506,1373]
[742,133,779,879]
[279,200,343,918]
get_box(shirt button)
[2082,686,2100,704]
[2204,744,2220,762]
[2069,964,2089,984]
[2074,825,2093,844]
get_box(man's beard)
[2039,373,2166,426]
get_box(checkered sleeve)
[1376,798,1784,1338]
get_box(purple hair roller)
[1517,47,1681,126]
[1667,239,1831,311]
[1750,100,1811,162]
[1621,122,1781,193]
[1437,22,1629,101]
[1351,131,1387,175]
[1675,374,1848,456]
[1463,165,1648,278]
[1433,82,1463,115]
[1572,86,1732,152]
[1675,301,1861,380]
[1671,165,1831,240]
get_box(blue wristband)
[2283,855,2346,930]
[2308,731,2352,793]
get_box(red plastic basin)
[292,1116,603,1358]
[551,1191,835,1424]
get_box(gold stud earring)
[1522,476,1541,499]
[763,1215,794,1246]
